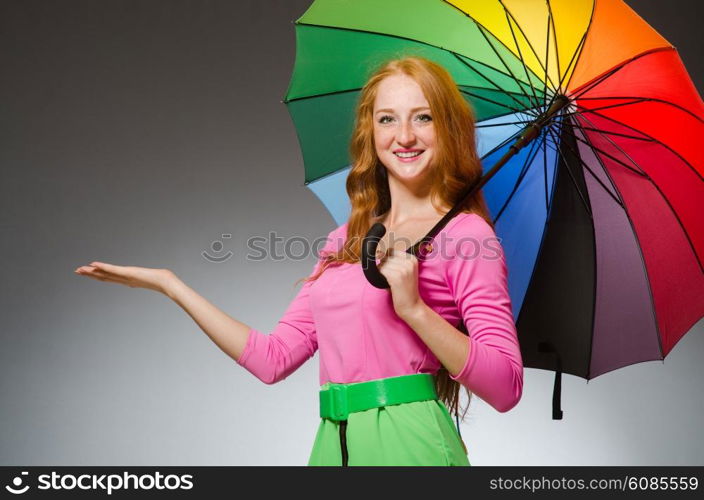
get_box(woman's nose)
[396,121,416,145]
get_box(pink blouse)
[236,212,524,413]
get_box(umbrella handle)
[361,223,390,289]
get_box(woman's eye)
[377,114,431,124]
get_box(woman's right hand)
[74,261,175,295]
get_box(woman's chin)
[389,170,431,187]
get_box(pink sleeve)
[235,227,340,384]
[443,215,524,412]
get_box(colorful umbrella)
[282,0,704,418]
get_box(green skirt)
[307,393,471,466]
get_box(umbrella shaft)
[479,95,569,192]
[511,94,571,151]
[409,95,571,256]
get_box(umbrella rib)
[479,126,529,160]
[459,84,543,105]
[499,5,543,109]
[569,47,674,101]
[475,105,540,128]
[543,132,549,212]
[549,126,669,366]
[560,0,597,92]
[546,0,563,89]
[497,0,559,93]
[568,99,649,117]
[571,114,646,174]
[545,4,574,118]
[284,86,360,104]
[569,102,602,382]
[456,57,541,99]
[539,130,570,210]
[564,119,704,272]
[552,123,625,208]
[476,119,532,129]
[579,107,704,183]
[545,125,593,218]
[473,23,544,114]
[492,133,545,225]
[555,24,589,94]
[567,128,666,360]
[577,97,704,124]
[440,1,545,91]
[460,83,533,95]
[543,7,551,108]
[285,79,525,108]
[573,114,704,272]
[538,129,566,211]
[453,56,543,111]
[567,124,652,143]
[293,21,539,99]
[540,128,562,156]
[458,88,529,116]
[302,164,351,186]
[476,108,559,163]
[558,125,647,177]
[451,55,539,118]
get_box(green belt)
[319,373,438,421]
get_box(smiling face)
[373,73,436,190]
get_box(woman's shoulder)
[445,211,496,238]
[437,211,502,263]
[319,222,348,255]
[330,221,349,240]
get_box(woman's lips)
[393,150,424,163]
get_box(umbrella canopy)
[283,0,704,417]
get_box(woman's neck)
[377,175,450,226]
[376,194,452,226]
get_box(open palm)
[74,261,173,294]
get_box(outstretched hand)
[74,261,174,294]
[377,248,425,320]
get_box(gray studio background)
[1,0,702,466]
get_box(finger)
[381,247,399,259]
[90,261,122,273]
[381,251,411,265]
[75,265,102,275]
[394,249,416,261]
[379,258,406,274]
[82,268,132,286]
[378,251,394,267]
[94,262,139,280]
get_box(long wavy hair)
[300,56,493,426]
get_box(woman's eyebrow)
[374,106,431,114]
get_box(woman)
[75,56,523,466]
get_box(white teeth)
[395,151,422,158]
